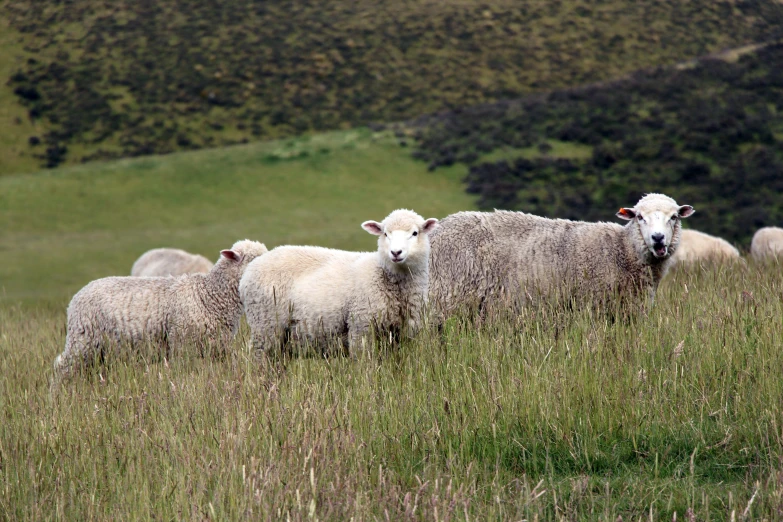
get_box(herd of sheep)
[51,193,783,389]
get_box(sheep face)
[362,209,439,269]
[617,194,694,259]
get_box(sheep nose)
[651,233,664,243]
[391,250,403,257]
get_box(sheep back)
[429,210,671,316]
[131,248,213,277]
[751,227,783,261]
[672,229,741,265]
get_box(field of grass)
[2,0,782,170]
[2,129,783,519]
[0,129,473,304]
[3,258,782,519]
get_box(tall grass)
[2,261,782,520]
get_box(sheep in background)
[240,209,438,358]
[751,226,783,262]
[131,248,213,276]
[671,229,741,265]
[53,240,268,386]
[428,193,694,317]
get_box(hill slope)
[412,43,783,247]
[0,130,473,303]
[3,0,783,172]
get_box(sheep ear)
[220,249,242,262]
[362,221,384,236]
[678,205,695,218]
[421,218,439,234]
[616,208,636,220]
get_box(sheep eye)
[412,231,418,237]
[670,215,677,221]
[383,232,387,237]
[638,216,645,223]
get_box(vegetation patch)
[413,44,783,246]
[3,0,783,170]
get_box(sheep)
[428,193,694,317]
[750,226,783,262]
[240,209,438,358]
[53,240,267,384]
[671,229,741,265]
[131,248,214,277]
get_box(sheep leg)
[51,332,95,392]
[247,309,288,361]
[347,325,370,358]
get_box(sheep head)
[362,209,438,270]
[617,193,694,259]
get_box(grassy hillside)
[3,0,783,171]
[412,43,783,247]
[0,129,474,303]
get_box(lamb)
[750,226,783,262]
[671,229,741,265]
[53,240,268,383]
[240,209,438,357]
[131,248,214,277]
[428,193,694,317]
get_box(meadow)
[2,257,782,519]
[2,130,783,519]
[0,129,472,304]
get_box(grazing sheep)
[428,193,694,317]
[751,226,783,262]
[131,248,214,277]
[53,240,267,384]
[671,229,741,265]
[240,209,438,357]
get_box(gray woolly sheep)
[750,226,783,262]
[53,240,268,384]
[240,209,438,357]
[131,248,214,277]
[428,193,694,317]
[671,229,741,265]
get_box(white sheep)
[53,240,267,384]
[428,193,694,316]
[131,248,214,277]
[750,226,783,262]
[240,209,438,357]
[671,229,741,265]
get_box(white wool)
[131,248,214,276]
[240,209,438,357]
[53,240,267,386]
[750,226,783,262]
[428,193,694,317]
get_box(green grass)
[2,261,782,519]
[0,129,474,303]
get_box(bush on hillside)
[415,45,783,246]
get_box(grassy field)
[0,129,473,303]
[2,260,782,519]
